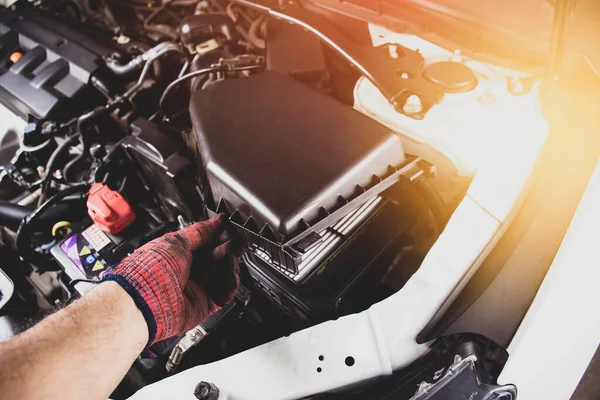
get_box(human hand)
[101,214,240,344]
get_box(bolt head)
[507,76,531,96]
[478,91,497,105]
[115,35,131,45]
[403,94,423,114]
[194,381,219,400]
[450,49,464,63]
[41,121,56,134]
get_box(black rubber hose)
[62,135,86,182]
[38,134,80,206]
[159,65,226,111]
[44,135,79,178]
[105,57,143,76]
[0,201,75,231]
[413,176,448,232]
[248,15,267,49]
[158,64,264,112]
[16,185,88,267]
[0,202,36,230]
[189,55,210,92]
[59,97,124,132]
[188,50,229,92]
[61,99,124,183]
[77,100,123,133]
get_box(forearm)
[0,281,148,400]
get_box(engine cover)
[0,4,114,119]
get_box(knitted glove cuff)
[102,273,158,345]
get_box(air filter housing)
[190,72,413,273]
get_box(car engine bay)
[0,0,551,398]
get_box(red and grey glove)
[102,214,240,345]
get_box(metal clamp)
[166,324,208,373]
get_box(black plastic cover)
[121,118,201,221]
[190,72,406,240]
[423,61,478,93]
[244,200,406,321]
[0,4,114,119]
[178,14,237,47]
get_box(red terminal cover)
[87,183,136,235]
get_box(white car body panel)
[499,158,600,399]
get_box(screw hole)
[397,70,412,80]
[317,367,322,373]
[345,356,355,367]
[57,39,67,48]
[318,355,324,361]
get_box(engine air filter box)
[190,72,410,272]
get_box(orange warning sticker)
[79,246,91,256]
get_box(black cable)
[117,175,128,192]
[67,278,100,292]
[76,99,124,134]
[39,97,125,201]
[44,135,79,179]
[16,184,89,267]
[62,278,100,304]
[38,134,81,206]
[62,135,86,182]
[64,98,126,183]
[158,64,264,111]
[0,165,43,190]
[159,65,226,110]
